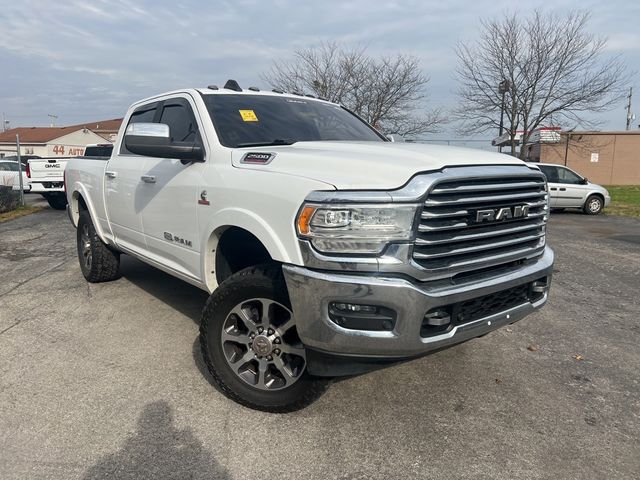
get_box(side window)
[159,99,199,143]
[557,167,583,185]
[539,166,559,183]
[120,103,158,154]
[0,163,9,171]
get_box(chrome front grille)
[413,173,548,276]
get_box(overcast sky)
[0,0,638,140]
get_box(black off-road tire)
[44,192,68,210]
[200,264,327,412]
[77,210,120,282]
[583,195,604,215]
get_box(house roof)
[66,118,122,135]
[0,118,123,144]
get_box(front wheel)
[583,195,603,215]
[200,264,326,412]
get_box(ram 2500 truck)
[65,82,554,412]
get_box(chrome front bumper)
[283,247,554,359]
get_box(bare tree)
[262,42,444,137]
[454,10,628,157]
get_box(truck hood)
[232,141,527,190]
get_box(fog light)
[328,302,396,331]
[423,309,451,327]
[333,303,377,313]
[531,279,548,294]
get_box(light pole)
[16,134,25,206]
[498,80,510,153]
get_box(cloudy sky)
[0,0,638,140]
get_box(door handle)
[550,187,557,191]
[141,175,156,183]
[105,171,117,179]
[559,188,566,191]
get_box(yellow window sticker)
[239,109,258,122]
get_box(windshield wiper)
[235,139,296,148]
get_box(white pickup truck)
[26,144,113,209]
[65,81,554,412]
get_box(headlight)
[296,203,418,254]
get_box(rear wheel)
[44,192,67,210]
[200,264,326,412]
[583,195,603,215]
[77,211,120,282]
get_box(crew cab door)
[137,96,204,279]
[105,102,158,254]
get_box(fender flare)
[69,183,111,244]
[200,207,296,292]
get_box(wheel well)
[215,227,272,285]
[70,192,88,224]
[585,192,605,207]
[77,195,88,212]
[588,192,604,202]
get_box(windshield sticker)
[239,109,259,122]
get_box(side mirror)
[386,134,405,143]
[124,123,204,162]
[581,178,589,185]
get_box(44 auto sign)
[48,145,85,156]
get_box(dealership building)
[495,127,640,185]
[0,119,122,158]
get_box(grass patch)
[0,205,44,222]
[604,185,640,217]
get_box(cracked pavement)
[0,206,639,479]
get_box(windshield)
[203,94,384,148]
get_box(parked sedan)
[0,160,24,189]
[532,163,611,215]
[2,155,39,193]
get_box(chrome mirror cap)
[125,122,170,138]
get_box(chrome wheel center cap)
[252,335,273,356]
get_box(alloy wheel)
[220,298,306,391]
[80,224,93,270]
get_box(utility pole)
[48,114,58,127]
[626,87,633,131]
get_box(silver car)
[531,163,611,215]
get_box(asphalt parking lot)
[1,205,639,479]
